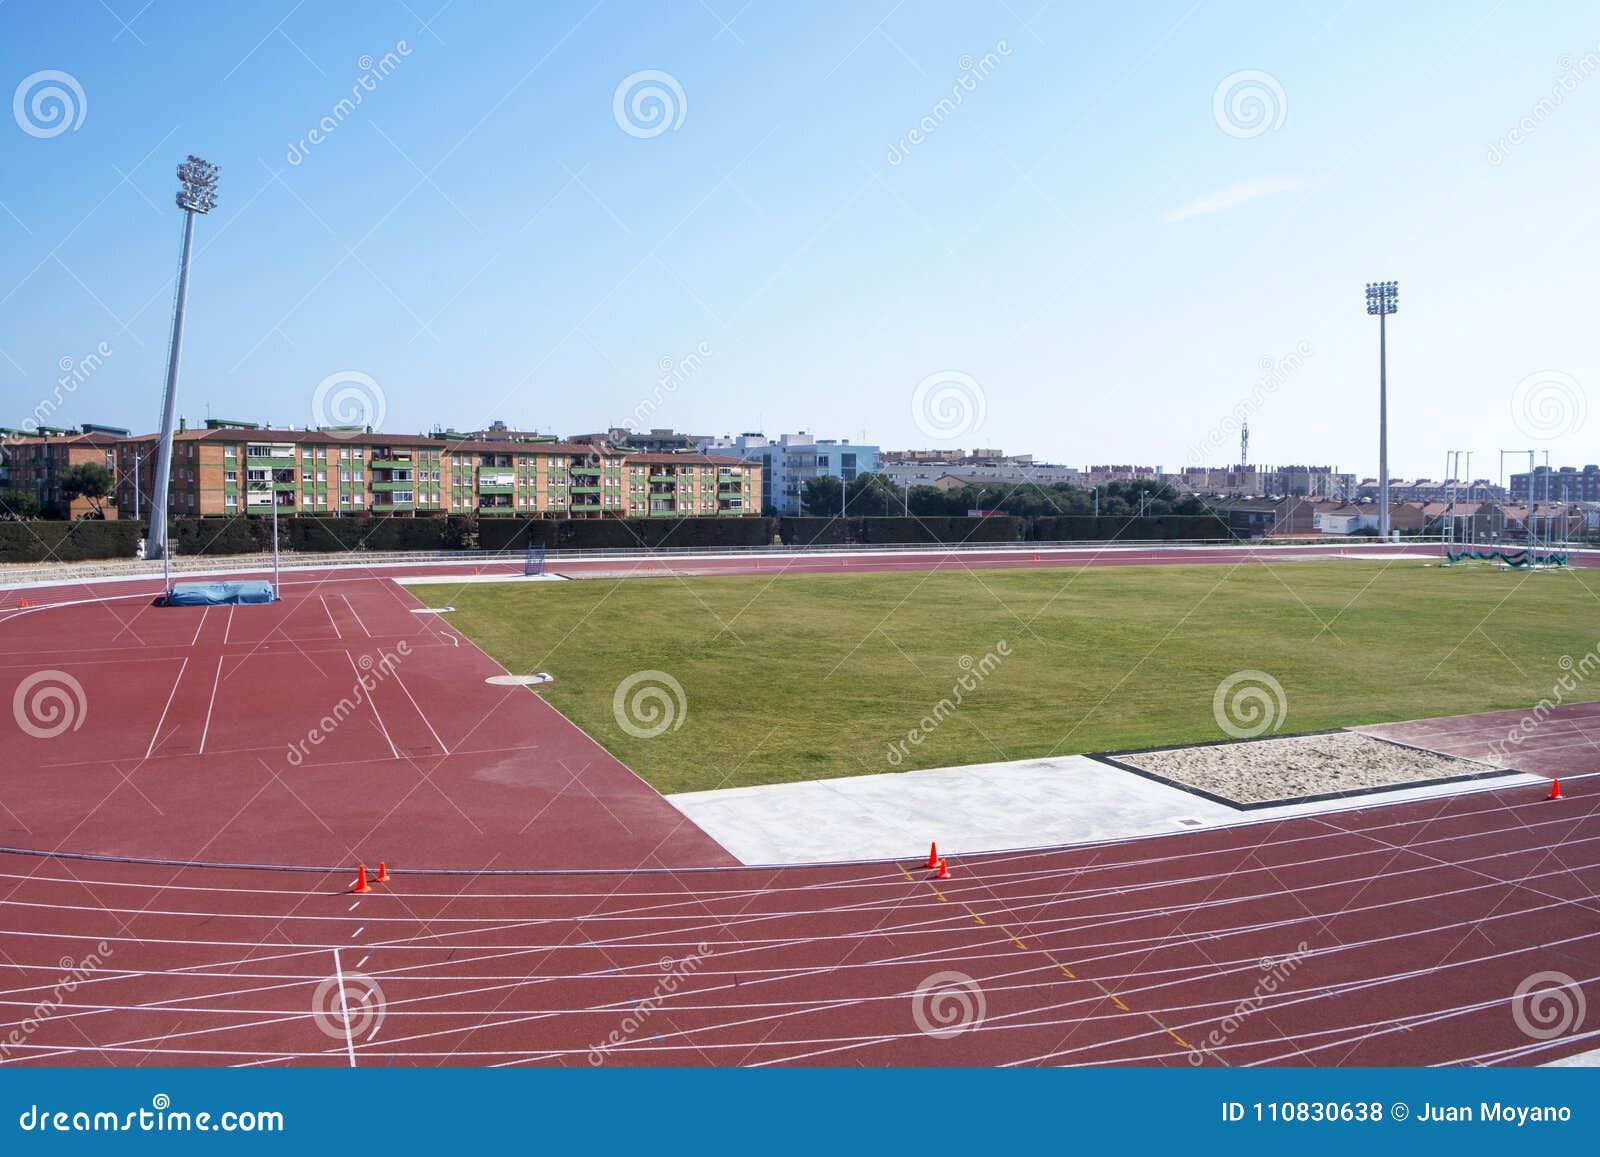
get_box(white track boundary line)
[143,656,190,761]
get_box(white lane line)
[341,594,371,638]
[197,655,226,756]
[387,668,450,756]
[348,651,399,760]
[351,926,364,939]
[222,604,235,646]
[144,656,190,760]
[331,947,356,1068]
[188,606,208,648]
[356,955,370,969]
[320,595,343,640]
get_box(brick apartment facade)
[0,429,123,519]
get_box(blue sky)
[3,1,1598,479]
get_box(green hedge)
[0,520,143,564]
[1028,515,1233,541]
[479,517,773,552]
[779,516,1026,545]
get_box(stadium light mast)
[146,155,219,563]
[1365,280,1398,539]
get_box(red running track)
[0,544,1595,1066]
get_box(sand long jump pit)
[1097,730,1511,809]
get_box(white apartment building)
[699,432,880,514]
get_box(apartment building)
[700,432,879,514]
[110,421,759,520]
[0,427,125,518]
[1510,464,1600,503]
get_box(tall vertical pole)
[132,452,141,522]
[147,207,196,562]
[1378,309,1389,540]
[272,491,281,598]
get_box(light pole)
[1365,280,1398,540]
[147,155,219,563]
[132,452,141,521]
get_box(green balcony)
[477,484,515,495]
[246,456,295,470]
[570,485,601,495]
[371,502,415,513]
[371,479,417,492]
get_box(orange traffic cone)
[926,842,939,869]
[375,861,390,883]
[935,858,950,880]
[1548,778,1563,801]
[17,598,30,609]
[352,864,372,894]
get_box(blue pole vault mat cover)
[165,579,277,605]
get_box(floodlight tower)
[1365,280,1398,539]
[146,155,219,563]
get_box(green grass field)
[417,561,1600,795]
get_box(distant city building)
[1174,464,1354,499]
[878,447,1077,491]
[570,426,708,454]
[1510,464,1600,503]
[700,432,880,514]
[0,426,123,519]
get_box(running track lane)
[0,773,1594,1066]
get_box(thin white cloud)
[1162,176,1305,224]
